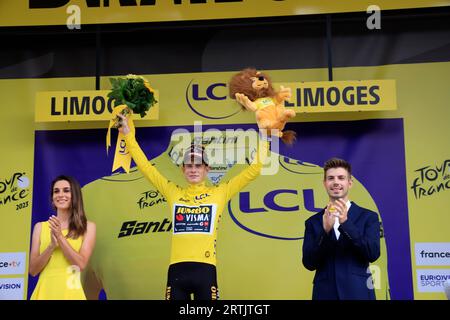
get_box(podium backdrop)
[1,4,450,300]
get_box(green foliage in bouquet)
[108,74,157,118]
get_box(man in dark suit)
[302,158,380,300]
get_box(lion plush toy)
[229,68,296,144]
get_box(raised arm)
[223,138,269,200]
[118,114,178,198]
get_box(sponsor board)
[35,90,159,122]
[416,269,450,293]
[415,243,450,266]
[0,278,24,300]
[0,252,26,275]
[185,80,397,120]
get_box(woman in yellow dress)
[29,175,96,300]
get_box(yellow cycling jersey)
[125,132,268,266]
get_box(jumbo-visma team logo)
[173,204,216,234]
[185,79,241,119]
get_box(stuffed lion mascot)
[229,68,296,144]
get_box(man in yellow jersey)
[118,115,268,300]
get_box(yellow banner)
[106,105,136,174]
[35,90,159,122]
[1,1,449,27]
[285,80,397,113]
[2,62,450,299]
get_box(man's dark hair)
[323,158,352,180]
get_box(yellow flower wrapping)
[106,104,136,173]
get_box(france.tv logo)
[0,252,26,275]
[185,80,241,119]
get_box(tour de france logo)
[0,172,30,211]
[410,159,450,199]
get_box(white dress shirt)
[334,200,351,240]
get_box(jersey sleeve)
[124,132,179,199]
[222,139,269,200]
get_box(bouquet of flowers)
[108,74,157,128]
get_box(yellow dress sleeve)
[124,132,179,199]
[222,139,269,200]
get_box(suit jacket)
[302,201,381,300]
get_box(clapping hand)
[48,215,63,245]
[330,199,348,224]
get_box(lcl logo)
[192,83,227,101]
[227,188,324,241]
[185,80,241,120]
